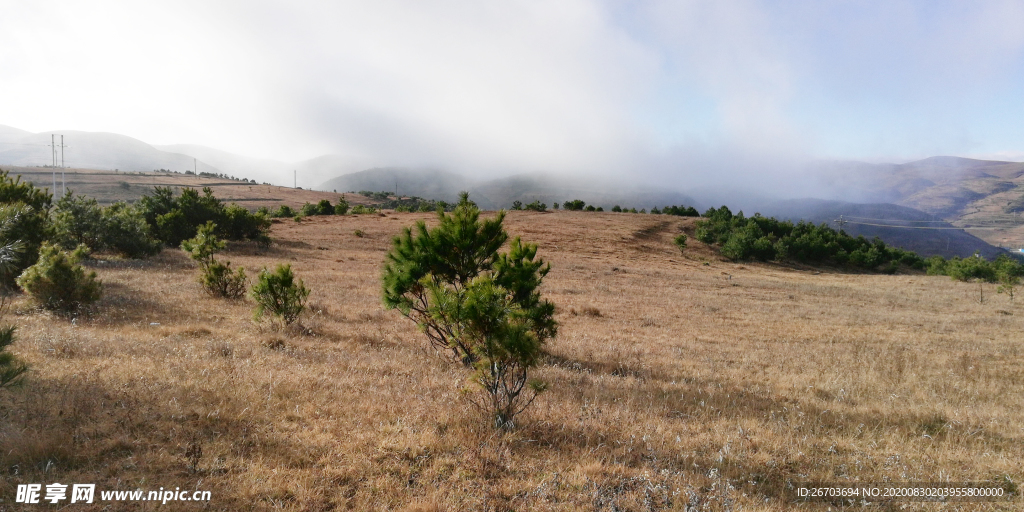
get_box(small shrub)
[0,172,51,286]
[274,205,296,218]
[200,261,247,299]
[17,244,102,312]
[354,229,364,238]
[524,200,546,212]
[251,264,309,325]
[316,199,334,215]
[300,202,319,217]
[0,322,26,389]
[101,202,162,258]
[181,222,246,298]
[334,197,349,215]
[51,191,104,250]
[674,234,687,253]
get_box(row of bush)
[695,205,925,271]
[136,186,271,246]
[692,206,1024,291]
[182,222,309,323]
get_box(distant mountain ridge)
[760,199,1006,259]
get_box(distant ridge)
[761,199,1006,259]
[318,167,487,207]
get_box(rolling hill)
[760,199,1007,259]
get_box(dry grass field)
[0,210,1022,510]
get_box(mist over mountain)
[0,123,1020,258]
[320,167,483,206]
[154,144,289,184]
[759,199,1005,259]
[0,126,222,175]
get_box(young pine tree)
[181,222,247,298]
[382,192,556,427]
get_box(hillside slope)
[762,199,1007,259]
[0,165,370,210]
[3,211,1020,510]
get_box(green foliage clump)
[0,320,26,389]
[524,200,546,212]
[674,234,687,253]
[382,192,556,428]
[563,199,586,211]
[300,202,319,217]
[101,202,163,258]
[53,192,162,258]
[695,205,925,271]
[350,204,376,214]
[335,197,349,215]
[0,171,52,285]
[612,205,622,212]
[17,244,101,312]
[511,200,523,210]
[0,237,26,389]
[273,205,296,218]
[251,264,309,325]
[138,186,270,246]
[660,205,700,217]
[181,222,246,298]
[51,191,103,249]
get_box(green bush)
[674,234,687,253]
[17,244,101,312]
[53,193,161,259]
[0,172,52,286]
[274,205,296,218]
[694,206,925,271]
[101,202,162,258]
[383,192,556,428]
[0,322,26,389]
[251,264,309,324]
[0,237,26,389]
[222,204,271,246]
[563,199,586,211]
[138,186,270,245]
[524,200,546,212]
[51,191,103,250]
[300,202,319,217]
[316,199,334,215]
[181,222,246,298]
[200,260,247,299]
[335,197,349,215]
[350,204,375,214]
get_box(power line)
[844,220,1015,230]
[842,215,950,223]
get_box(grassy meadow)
[0,210,1021,510]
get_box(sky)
[2,0,1024,185]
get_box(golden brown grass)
[0,210,1022,510]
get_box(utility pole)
[50,134,56,194]
[294,170,297,189]
[194,158,197,175]
[61,134,65,196]
[834,215,847,231]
